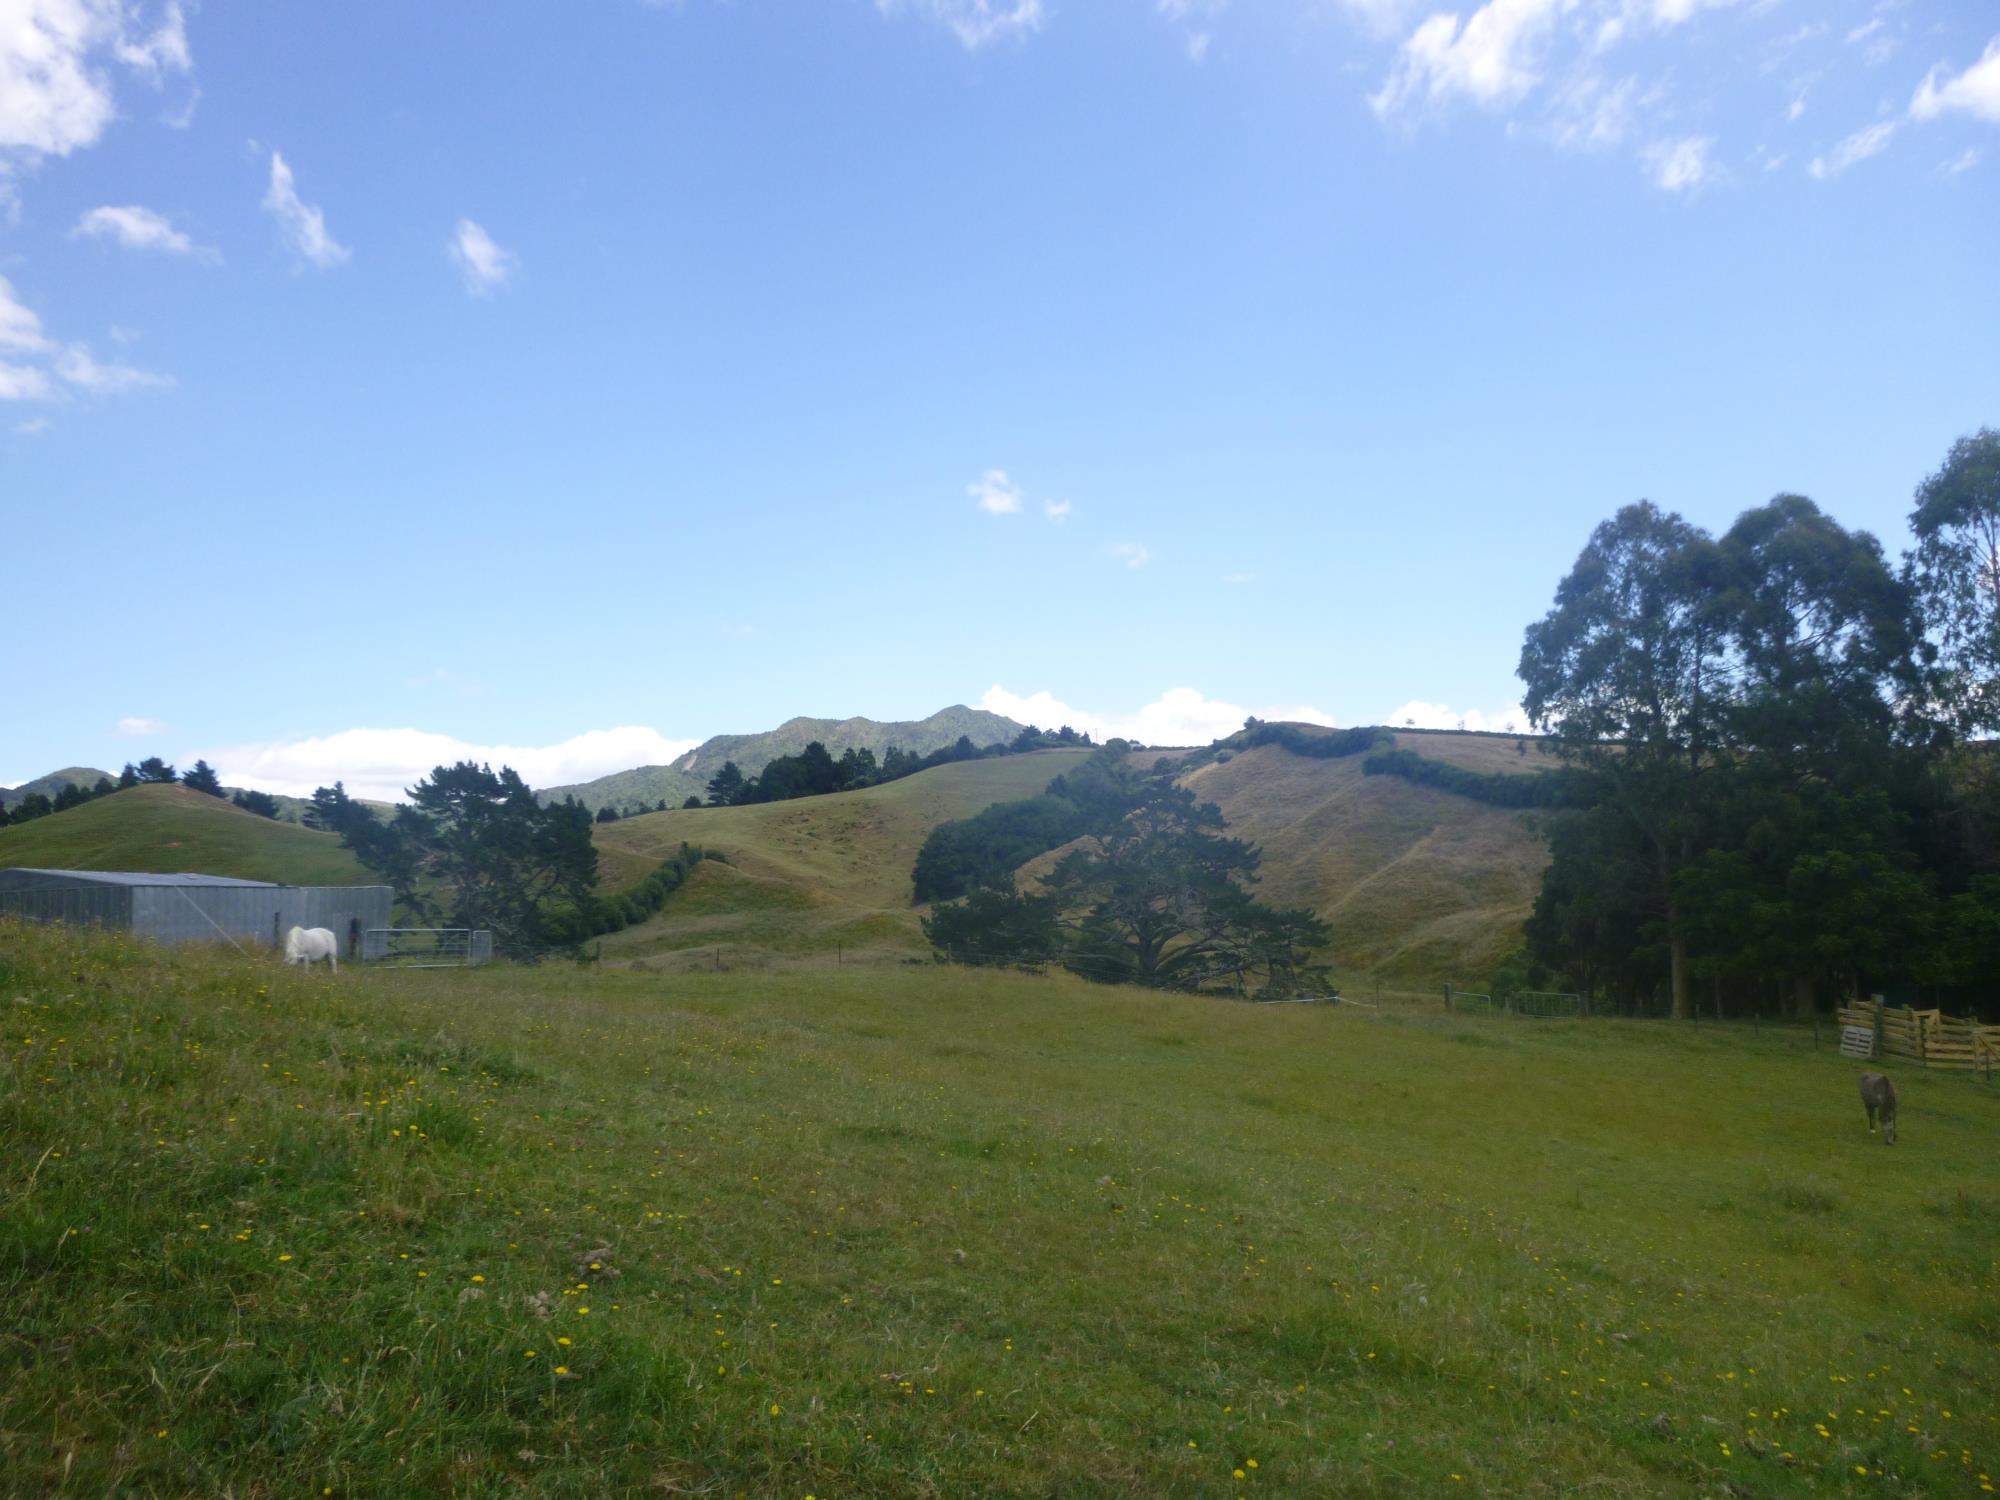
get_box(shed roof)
[0,868,280,888]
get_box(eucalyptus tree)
[1519,501,1729,1018]
[1908,427,2000,736]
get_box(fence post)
[1444,982,1453,1013]
[1918,1012,1927,1070]
[1871,994,1883,1060]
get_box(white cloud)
[0,276,51,354]
[1370,0,1566,119]
[1942,146,1982,175]
[1548,73,1645,150]
[115,716,167,737]
[0,272,166,398]
[1644,134,1717,191]
[878,0,1044,49]
[1385,698,1527,732]
[1221,571,1254,584]
[15,414,50,434]
[1808,119,1897,178]
[1910,35,2000,126]
[1786,93,1806,122]
[1108,542,1152,569]
[979,685,1338,747]
[194,725,705,803]
[1043,498,1072,522]
[0,363,53,400]
[262,150,350,269]
[72,203,207,256]
[0,0,190,166]
[52,344,169,393]
[448,218,516,296]
[968,467,1022,515]
[113,0,188,80]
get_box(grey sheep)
[1858,1072,1898,1145]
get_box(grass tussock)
[2,920,1997,1496]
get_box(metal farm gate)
[361,928,494,967]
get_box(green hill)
[587,730,1552,982]
[542,704,1025,813]
[589,747,1093,963]
[1,766,113,809]
[0,784,371,886]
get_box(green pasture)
[2,921,1995,1496]
[0,785,368,888]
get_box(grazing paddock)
[2,921,1996,1497]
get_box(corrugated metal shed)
[4,868,278,888]
[0,868,393,953]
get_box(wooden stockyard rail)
[1836,998,2000,1075]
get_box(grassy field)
[0,785,370,887]
[4,921,1995,1497]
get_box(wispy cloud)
[1644,134,1718,192]
[15,415,50,435]
[193,725,704,803]
[1941,146,1983,176]
[115,716,168,737]
[53,345,170,394]
[262,150,350,269]
[448,218,517,296]
[1910,35,2000,126]
[1108,542,1152,569]
[72,204,212,258]
[969,468,1023,515]
[1809,119,1897,179]
[980,684,1337,747]
[877,0,1044,49]
[0,273,169,400]
[1043,498,1072,522]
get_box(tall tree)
[339,763,599,952]
[181,760,226,797]
[1908,427,2000,736]
[232,788,283,820]
[705,761,745,806]
[134,757,177,784]
[1519,502,1728,1018]
[1045,780,1265,988]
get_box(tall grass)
[3,920,1995,1496]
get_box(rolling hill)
[0,784,372,886]
[588,747,1095,963]
[541,704,1026,812]
[589,728,1552,983]
[1,766,113,809]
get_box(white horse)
[283,925,339,971]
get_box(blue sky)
[3,0,1996,798]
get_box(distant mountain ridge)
[1,768,114,810]
[540,705,1026,812]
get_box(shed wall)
[129,885,391,953]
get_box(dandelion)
[770,1403,782,1416]
[278,1253,293,1262]
[555,1366,570,1375]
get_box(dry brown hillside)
[590,733,1551,983]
